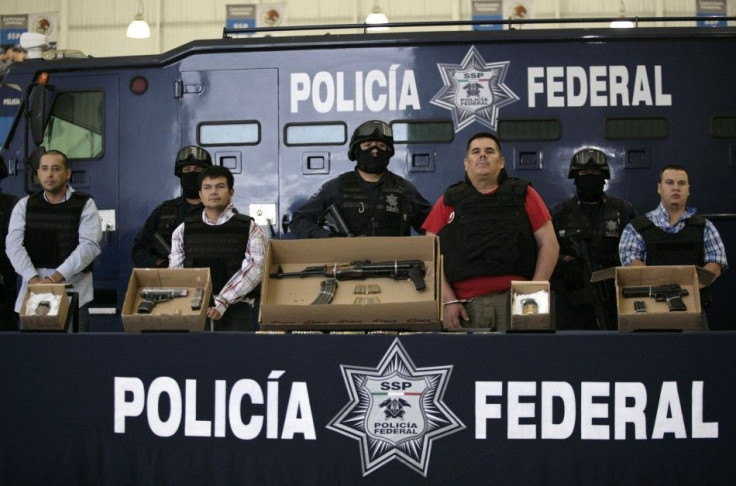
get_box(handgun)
[138,287,188,314]
[622,284,689,312]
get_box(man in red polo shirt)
[423,132,558,330]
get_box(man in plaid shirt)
[170,166,265,331]
[619,165,728,316]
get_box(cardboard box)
[259,236,441,331]
[510,281,552,331]
[20,284,70,331]
[591,265,716,332]
[122,268,212,332]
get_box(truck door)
[31,74,119,315]
[179,69,279,235]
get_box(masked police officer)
[550,148,640,330]
[131,146,212,267]
[289,120,431,238]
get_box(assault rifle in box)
[270,260,427,291]
[622,284,689,312]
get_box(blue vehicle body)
[1,25,734,329]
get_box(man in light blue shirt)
[619,165,727,313]
[5,150,101,331]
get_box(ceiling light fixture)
[610,0,635,28]
[127,0,151,39]
[365,0,389,32]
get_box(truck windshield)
[42,91,104,159]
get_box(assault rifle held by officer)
[622,284,689,311]
[270,260,427,291]
[318,204,354,237]
[568,231,608,330]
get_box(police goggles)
[176,146,210,163]
[573,149,607,168]
[355,121,393,139]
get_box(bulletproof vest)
[148,196,203,258]
[183,213,252,295]
[24,191,91,269]
[157,199,181,238]
[632,215,705,266]
[438,178,536,283]
[559,196,625,269]
[338,171,408,236]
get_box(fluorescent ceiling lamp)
[127,1,151,39]
[366,1,389,31]
[610,19,634,28]
[610,0,634,28]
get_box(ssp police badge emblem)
[327,339,465,477]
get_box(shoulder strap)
[631,215,653,232]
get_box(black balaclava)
[356,146,391,174]
[180,172,201,199]
[575,173,606,202]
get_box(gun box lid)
[591,265,711,332]
[259,236,441,331]
[591,265,716,286]
[122,268,212,332]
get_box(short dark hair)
[659,164,688,181]
[198,165,234,190]
[466,132,502,155]
[42,149,69,169]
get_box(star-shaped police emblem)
[327,339,465,477]
[430,45,520,133]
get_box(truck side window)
[42,91,104,159]
[391,121,454,143]
[284,122,346,146]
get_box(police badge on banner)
[328,339,465,477]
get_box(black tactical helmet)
[348,120,395,161]
[174,145,212,177]
[568,148,610,179]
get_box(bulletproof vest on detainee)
[632,215,705,266]
[439,178,536,283]
[183,213,252,295]
[24,191,92,270]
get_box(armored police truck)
[1,21,734,329]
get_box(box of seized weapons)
[121,268,212,332]
[590,265,716,332]
[259,236,441,331]
[20,283,70,331]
